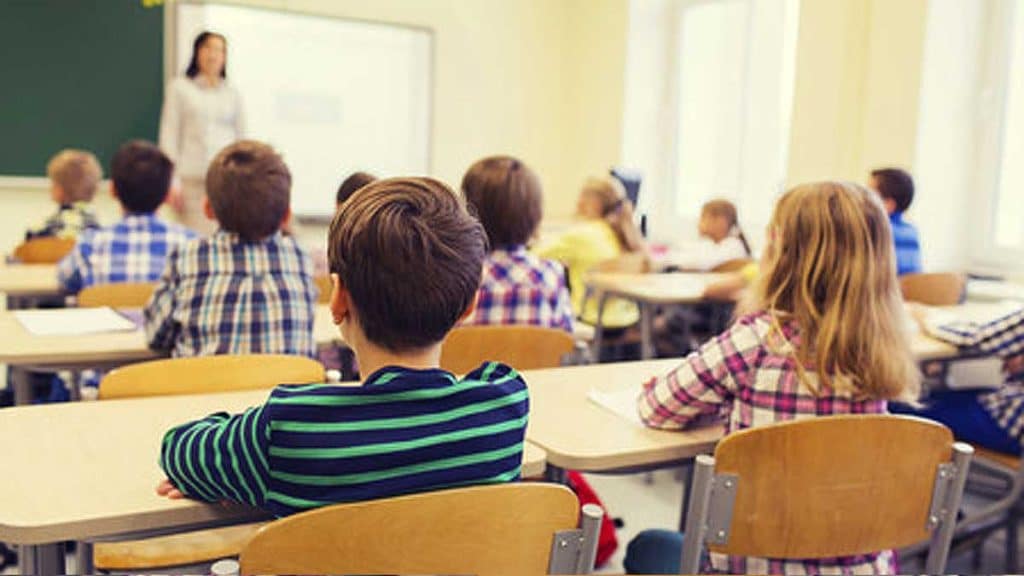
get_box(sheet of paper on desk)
[588,386,644,426]
[14,307,139,336]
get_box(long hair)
[743,181,919,401]
[702,199,751,255]
[185,31,227,79]
[581,177,645,253]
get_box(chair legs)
[1008,508,1021,572]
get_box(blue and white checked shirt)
[57,214,196,294]
[925,304,1024,443]
[144,231,317,358]
[462,246,574,332]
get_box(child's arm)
[158,406,270,507]
[144,250,181,352]
[637,318,760,429]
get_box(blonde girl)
[625,182,920,575]
[536,177,646,327]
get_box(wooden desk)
[0,305,343,404]
[0,264,61,308]
[0,388,545,575]
[584,272,728,358]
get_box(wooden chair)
[99,354,324,400]
[440,325,575,374]
[679,415,972,574]
[711,257,754,273]
[89,354,325,571]
[12,236,75,263]
[901,272,967,306]
[239,483,603,576]
[77,282,156,308]
[314,274,332,304]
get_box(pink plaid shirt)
[639,311,894,575]
[463,246,574,332]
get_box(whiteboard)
[174,3,432,218]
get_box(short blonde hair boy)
[46,149,102,203]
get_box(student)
[536,177,646,328]
[57,141,195,294]
[460,155,573,332]
[144,140,317,358]
[870,167,922,276]
[625,182,920,575]
[154,177,529,516]
[26,149,102,240]
[668,199,752,271]
[335,171,377,209]
[893,307,1024,456]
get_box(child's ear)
[456,292,479,324]
[281,206,292,232]
[203,196,216,221]
[109,181,118,200]
[329,273,350,325]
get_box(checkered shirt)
[25,202,100,241]
[462,246,574,332]
[57,214,196,294]
[144,231,317,358]
[924,305,1024,442]
[639,311,894,574]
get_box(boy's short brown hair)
[871,167,915,213]
[206,140,291,241]
[336,171,377,206]
[328,177,487,351]
[461,156,542,248]
[111,140,174,214]
[47,149,102,203]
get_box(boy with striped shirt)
[155,177,529,516]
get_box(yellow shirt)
[534,220,640,328]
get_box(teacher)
[159,31,245,235]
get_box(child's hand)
[156,478,185,500]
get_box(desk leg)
[10,367,32,406]
[545,464,569,485]
[678,461,694,531]
[640,303,655,359]
[76,541,94,574]
[18,543,64,576]
[593,293,609,362]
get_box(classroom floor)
[1,469,1019,575]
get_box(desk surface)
[0,305,342,368]
[0,264,60,297]
[585,272,728,305]
[0,388,547,545]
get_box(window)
[992,1,1024,251]
[621,0,799,247]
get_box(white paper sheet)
[15,307,138,336]
[588,385,644,426]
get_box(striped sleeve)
[638,316,760,429]
[160,406,271,507]
[144,247,181,352]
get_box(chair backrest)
[901,272,967,306]
[314,275,332,304]
[239,483,600,576]
[99,354,325,400]
[440,325,576,374]
[712,257,754,273]
[680,415,972,574]
[13,236,76,263]
[77,282,157,308]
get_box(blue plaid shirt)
[890,212,922,276]
[57,213,196,294]
[462,246,573,332]
[144,231,317,358]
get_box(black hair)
[871,168,915,213]
[111,140,174,214]
[185,31,227,78]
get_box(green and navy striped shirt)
[159,362,529,516]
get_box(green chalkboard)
[0,0,163,176]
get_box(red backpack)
[567,471,619,568]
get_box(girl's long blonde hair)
[581,177,646,253]
[745,181,919,401]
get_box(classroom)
[0,0,1022,574]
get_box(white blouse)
[158,76,245,179]
[665,236,750,271]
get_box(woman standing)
[159,31,245,234]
